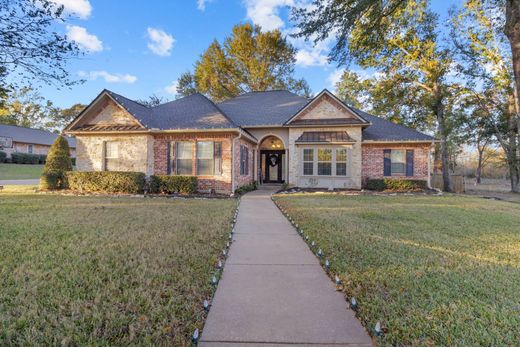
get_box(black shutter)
[383,149,391,176]
[406,149,414,177]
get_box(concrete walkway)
[200,187,373,346]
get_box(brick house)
[64,89,435,194]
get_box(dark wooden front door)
[262,150,284,183]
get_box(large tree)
[293,0,458,191]
[452,0,520,192]
[0,0,82,94]
[177,23,311,101]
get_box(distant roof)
[218,90,309,126]
[295,131,356,144]
[351,108,435,142]
[0,124,76,147]
[106,90,235,130]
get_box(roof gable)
[285,89,369,126]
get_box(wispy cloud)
[147,28,175,56]
[327,68,345,92]
[51,0,92,19]
[164,81,179,95]
[197,0,213,11]
[66,25,103,52]
[78,70,137,84]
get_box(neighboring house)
[64,89,435,193]
[0,124,76,158]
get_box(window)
[303,149,314,175]
[336,149,347,176]
[197,141,214,175]
[27,144,33,154]
[317,149,332,176]
[104,141,118,171]
[176,142,193,175]
[391,149,406,175]
[240,145,249,175]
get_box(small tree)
[40,135,72,189]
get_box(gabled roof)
[0,124,76,147]
[218,90,310,127]
[351,108,436,142]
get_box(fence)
[431,174,465,193]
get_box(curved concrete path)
[200,187,373,346]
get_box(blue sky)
[40,0,461,108]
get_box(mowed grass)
[0,191,236,346]
[274,194,520,346]
[0,163,44,180]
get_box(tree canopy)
[177,23,311,101]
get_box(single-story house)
[0,124,76,158]
[64,89,435,193]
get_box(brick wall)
[362,143,431,184]
[233,137,255,190]
[153,133,235,194]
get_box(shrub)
[40,136,72,190]
[365,178,427,192]
[38,154,47,164]
[11,152,40,164]
[234,181,257,195]
[0,151,6,163]
[66,171,146,194]
[39,172,62,190]
[149,175,198,195]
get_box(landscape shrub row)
[0,151,6,163]
[66,171,146,194]
[234,181,257,195]
[10,152,46,164]
[365,178,427,192]
[149,175,198,195]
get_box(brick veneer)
[362,143,431,184]
[233,137,255,189]
[153,133,236,194]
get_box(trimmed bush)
[0,151,6,163]
[149,175,198,195]
[234,181,258,195]
[66,171,146,194]
[38,154,47,164]
[365,178,427,192]
[39,172,62,190]
[40,136,72,190]
[11,152,40,164]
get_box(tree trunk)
[433,91,452,192]
[476,149,483,184]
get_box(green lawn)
[0,163,44,180]
[274,193,520,346]
[0,189,236,346]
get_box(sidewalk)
[0,179,39,185]
[200,187,373,346]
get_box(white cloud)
[327,68,345,92]
[244,0,294,31]
[147,28,175,56]
[78,70,137,84]
[51,0,92,19]
[197,0,213,11]
[164,81,179,95]
[66,25,103,52]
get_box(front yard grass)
[274,193,520,346]
[0,190,235,346]
[0,163,44,180]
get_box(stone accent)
[361,143,431,184]
[291,93,359,121]
[75,134,154,174]
[153,133,235,194]
[288,127,363,189]
[233,137,255,191]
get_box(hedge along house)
[64,89,436,194]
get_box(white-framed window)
[301,147,349,177]
[27,144,33,154]
[303,149,314,175]
[104,141,119,171]
[197,141,214,176]
[176,141,193,175]
[390,149,406,175]
[336,148,347,176]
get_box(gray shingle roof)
[105,90,236,130]
[0,124,76,147]
[218,90,310,126]
[351,108,435,142]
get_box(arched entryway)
[259,135,286,184]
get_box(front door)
[262,150,284,183]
